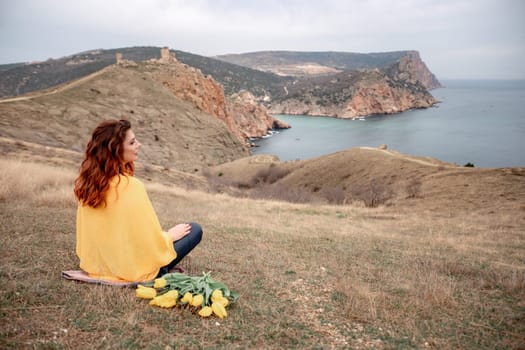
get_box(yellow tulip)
[153,277,168,289]
[164,290,179,300]
[180,292,193,304]
[136,286,157,299]
[190,294,204,307]
[211,289,223,302]
[211,301,227,319]
[149,290,178,308]
[216,296,229,307]
[198,306,213,317]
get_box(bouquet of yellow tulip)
[135,271,238,319]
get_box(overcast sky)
[1,0,524,79]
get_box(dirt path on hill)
[0,66,111,104]
[360,146,453,168]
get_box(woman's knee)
[190,222,203,243]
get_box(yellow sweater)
[76,176,176,282]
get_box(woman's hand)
[168,223,191,242]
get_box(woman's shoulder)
[127,176,143,186]
[110,175,144,188]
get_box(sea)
[251,80,525,168]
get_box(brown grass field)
[1,155,524,349]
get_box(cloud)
[0,0,523,78]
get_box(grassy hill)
[0,46,288,99]
[0,149,523,349]
[0,62,249,173]
[207,148,525,213]
[0,47,160,97]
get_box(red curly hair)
[74,119,134,207]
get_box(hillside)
[0,47,161,98]
[267,67,437,118]
[207,148,525,214]
[1,146,524,348]
[0,62,250,173]
[0,46,287,99]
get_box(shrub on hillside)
[405,179,422,199]
[202,168,251,193]
[351,179,392,208]
[250,164,291,186]
[320,186,348,205]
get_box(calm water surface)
[252,80,525,168]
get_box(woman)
[74,119,202,282]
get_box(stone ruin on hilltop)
[115,47,177,67]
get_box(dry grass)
[0,159,76,207]
[1,158,524,349]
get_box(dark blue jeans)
[157,222,203,277]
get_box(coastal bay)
[253,80,525,168]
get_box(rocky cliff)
[344,76,437,118]
[217,50,440,118]
[143,52,289,141]
[388,51,442,90]
[268,67,437,118]
[227,91,290,139]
